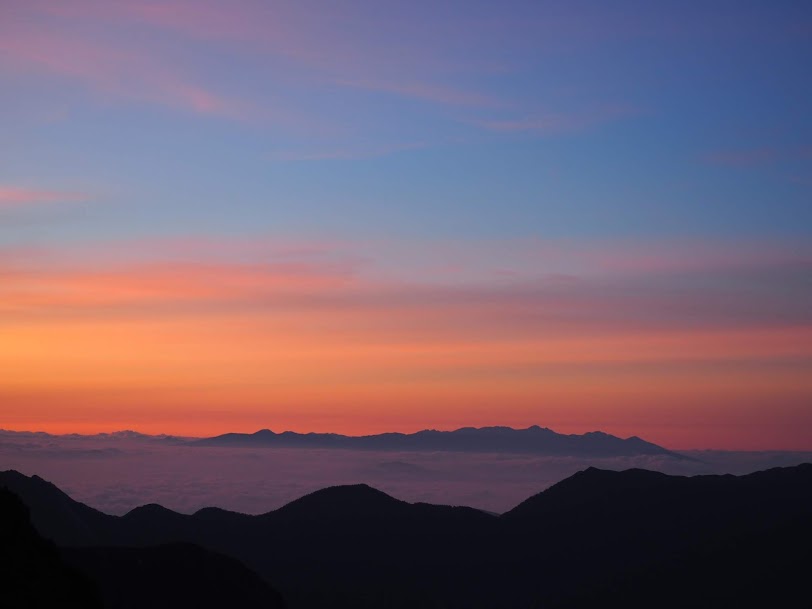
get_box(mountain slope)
[3,464,810,609]
[0,488,102,608]
[64,544,286,609]
[0,470,117,546]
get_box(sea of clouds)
[1,430,809,515]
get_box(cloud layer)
[1,430,809,515]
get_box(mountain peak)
[1,469,30,481]
[272,483,406,521]
[125,503,178,517]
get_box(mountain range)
[2,464,810,608]
[1,424,685,458]
[192,425,686,458]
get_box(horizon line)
[2,425,811,452]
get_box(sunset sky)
[1,1,810,449]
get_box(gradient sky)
[1,1,810,449]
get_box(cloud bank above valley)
[1,429,808,516]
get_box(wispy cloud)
[267,140,435,162]
[0,19,253,120]
[1,235,809,336]
[475,105,640,134]
[703,147,780,167]
[1,235,809,451]
[337,79,502,108]
[7,3,607,152]
[2,0,657,149]
[702,145,812,168]
[0,185,90,208]
[2,0,501,117]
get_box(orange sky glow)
[2,238,810,450]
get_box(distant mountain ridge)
[2,464,810,608]
[0,428,190,443]
[193,425,685,458]
[0,425,683,458]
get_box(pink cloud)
[0,9,254,120]
[56,1,475,81]
[7,0,506,112]
[0,234,809,339]
[0,186,89,208]
[0,261,357,312]
[0,234,359,273]
[5,233,807,284]
[577,239,811,275]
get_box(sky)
[1,1,810,449]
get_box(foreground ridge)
[2,464,810,609]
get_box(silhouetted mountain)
[499,464,812,606]
[0,428,190,443]
[0,477,285,608]
[0,488,101,608]
[3,464,810,608]
[64,544,285,609]
[549,514,812,609]
[271,483,408,520]
[504,464,812,534]
[194,424,684,458]
[0,470,116,546]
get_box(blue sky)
[1,1,810,447]
[2,1,810,243]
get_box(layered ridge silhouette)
[2,465,810,608]
[64,544,286,609]
[0,476,285,608]
[193,425,684,458]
